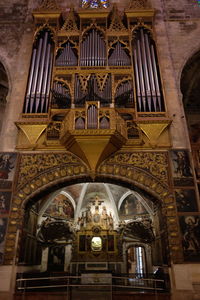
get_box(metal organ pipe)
[80,29,106,67]
[133,48,142,111]
[36,31,48,112]
[150,43,162,111]
[45,48,54,112]
[108,42,131,66]
[136,38,146,111]
[140,29,151,111]
[56,42,77,66]
[29,37,43,113]
[25,48,37,113]
[144,32,156,110]
[144,33,156,96]
[92,29,95,66]
[41,43,51,111]
[133,28,164,112]
[24,31,54,114]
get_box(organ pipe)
[87,105,97,129]
[24,48,37,113]
[133,48,142,112]
[137,39,146,111]
[133,28,164,112]
[45,48,54,112]
[80,29,106,66]
[56,42,77,66]
[29,37,43,113]
[108,42,131,66]
[24,30,54,114]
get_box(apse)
[20,182,165,275]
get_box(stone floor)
[11,291,171,300]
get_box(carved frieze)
[17,152,88,189]
[99,151,169,184]
[128,0,150,9]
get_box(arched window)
[23,29,54,114]
[81,0,109,9]
[127,246,146,277]
[133,27,165,112]
[0,62,9,133]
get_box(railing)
[15,272,170,299]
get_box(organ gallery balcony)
[60,101,127,171]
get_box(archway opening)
[0,62,9,133]
[19,182,168,276]
[181,52,200,179]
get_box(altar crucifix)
[90,195,104,224]
[90,195,104,209]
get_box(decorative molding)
[108,5,127,32]
[128,0,150,9]
[137,121,171,147]
[61,7,79,32]
[36,0,60,11]
[17,153,88,189]
[100,151,169,184]
[16,124,47,146]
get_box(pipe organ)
[133,28,164,112]
[18,3,169,152]
[23,12,165,116]
[24,30,54,114]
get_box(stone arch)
[4,151,181,264]
[0,55,12,99]
[0,59,11,136]
[177,43,200,92]
[181,50,200,107]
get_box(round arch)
[3,151,177,265]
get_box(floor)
[12,291,171,300]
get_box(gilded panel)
[99,151,169,184]
[17,152,88,189]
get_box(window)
[91,236,102,251]
[81,0,109,9]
